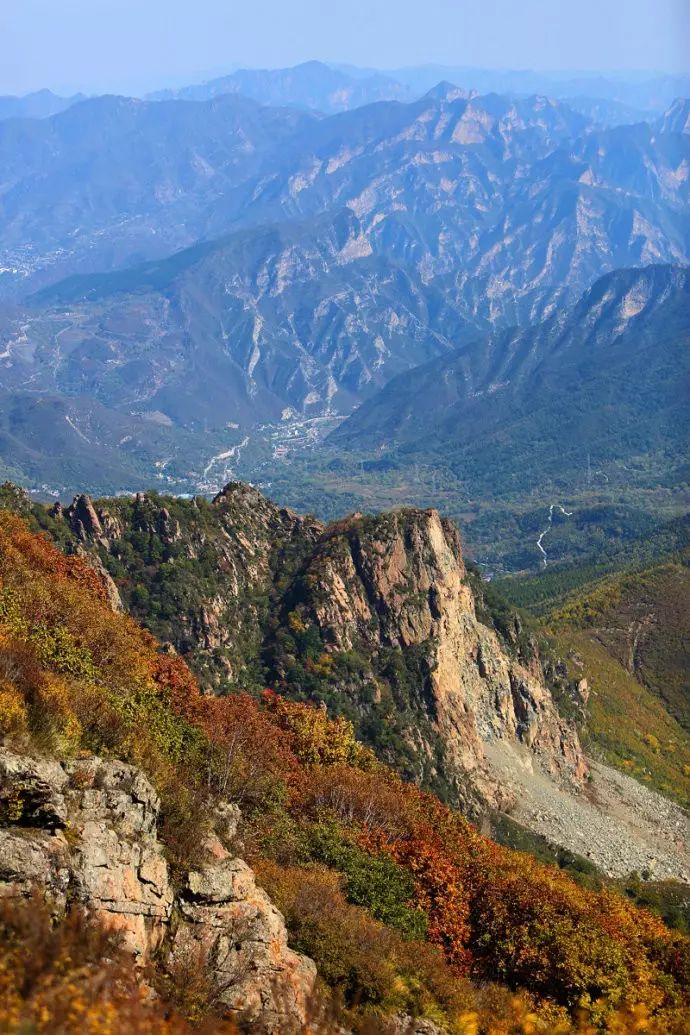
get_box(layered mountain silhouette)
[1,88,688,302]
[0,88,85,121]
[148,59,411,112]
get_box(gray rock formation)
[0,746,315,1033]
[172,855,316,1031]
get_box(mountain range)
[6,60,687,127]
[1,483,688,1033]
[1,52,690,1033]
[148,59,690,124]
[1,79,688,302]
[0,88,687,470]
[331,263,690,494]
[148,59,411,112]
[0,65,687,575]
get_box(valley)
[0,86,686,571]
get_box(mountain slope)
[1,503,689,1032]
[493,520,690,807]
[552,558,690,729]
[331,264,690,498]
[23,483,584,813]
[0,93,317,295]
[7,479,688,887]
[549,557,690,809]
[4,208,470,445]
[2,89,688,318]
[236,93,689,327]
[1,91,688,500]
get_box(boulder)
[171,857,316,1033]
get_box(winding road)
[536,503,573,567]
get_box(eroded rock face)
[0,746,316,1033]
[62,756,174,955]
[172,855,316,1033]
[0,750,173,955]
[284,509,586,809]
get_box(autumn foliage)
[1,512,689,1034]
[0,895,242,1035]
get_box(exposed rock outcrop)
[45,485,586,814]
[0,746,315,1033]
[55,494,124,611]
[278,508,586,810]
[0,750,171,953]
[172,855,316,1031]
[54,484,323,684]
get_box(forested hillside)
[491,514,689,813]
[1,503,689,1033]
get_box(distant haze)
[2,0,689,97]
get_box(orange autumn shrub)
[201,692,304,806]
[0,512,155,692]
[0,896,240,1035]
[270,729,689,1024]
[257,858,474,1023]
[262,689,373,768]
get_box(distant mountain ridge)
[331,263,690,497]
[0,77,688,504]
[0,92,318,296]
[0,88,85,121]
[1,86,688,303]
[147,59,690,121]
[386,65,690,114]
[147,59,412,113]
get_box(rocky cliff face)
[0,746,316,1034]
[271,508,586,809]
[41,484,585,813]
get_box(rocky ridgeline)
[55,484,323,682]
[0,747,315,1034]
[49,484,586,815]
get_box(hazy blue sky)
[2,0,689,96]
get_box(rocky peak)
[32,486,587,813]
[212,480,323,542]
[65,493,106,542]
[46,493,124,611]
[60,493,123,545]
[424,81,474,104]
[277,507,586,810]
